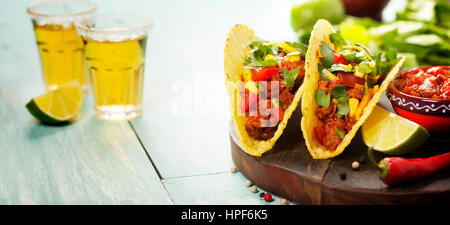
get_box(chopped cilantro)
[330,85,350,117]
[329,64,354,73]
[340,51,368,63]
[271,45,280,55]
[318,63,330,81]
[375,52,382,75]
[260,59,278,67]
[357,61,373,74]
[355,43,373,58]
[382,58,401,76]
[335,128,344,140]
[385,48,398,61]
[329,33,347,49]
[330,85,349,103]
[364,75,374,94]
[283,67,300,88]
[314,90,331,108]
[243,40,276,68]
[285,41,307,58]
[319,41,335,68]
[337,101,350,117]
[249,41,263,49]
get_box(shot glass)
[75,13,152,121]
[27,0,97,92]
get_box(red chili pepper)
[369,148,450,186]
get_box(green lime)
[26,80,83,124]
[290,0,345,32]
[362,106,429,155]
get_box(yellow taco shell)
[224,24,306,156]
[301,20,405,159]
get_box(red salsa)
[394,66,450,100]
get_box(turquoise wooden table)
[0,0,407,205]
[0,0,303,205]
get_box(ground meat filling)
[244,59,305,140]
[347,86,364,100]
[323,118,346,150]
[314,81,363,151]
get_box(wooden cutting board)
[230,95,450,204]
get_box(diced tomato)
[425,66,444,76]
[314,126,326,146]
[395,66,450,100]
[440,80,450,99]
[333,52,348,65]
[401,68,422,79]
[330,79,342,87]
[338,72,365,88]
[251,66,280,81]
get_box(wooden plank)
[162,172,288,205]
[231,97,450,204]
[0,82,173,204]
[0,1,172,204]
[128,0,297,178]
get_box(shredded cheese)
[348,45,373,61]
[354,67,365,78]
[349,98,359,117]
[287,54,300,62]
[265,42,280,46]
[372,85,379,93]
[322,69,339,80]
[355,92,371,120]
[280,42,298,53]
[338,64,352,71]
[245,81,258,93]
[243,69,252,82]
[264,54,277,61]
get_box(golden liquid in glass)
[84,37,146,120]
[34,24,88,90]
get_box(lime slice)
[362,105,429,155]
[26,80,83,124]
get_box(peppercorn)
[259,192,266,199]
[264,193,273,202]
[339,172,347,180]
[352,161,360,170]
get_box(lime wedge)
[26,80,83,124]
[362,105,429,155]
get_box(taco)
[224,24,308,156]
[301,20,405,159]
